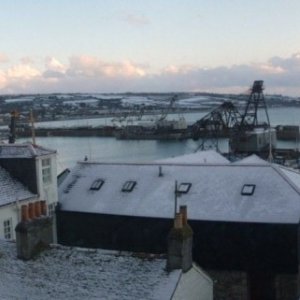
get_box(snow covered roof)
[0,143,56,158]
[0,166,36,206]
[157,150,229,164]
[233,154,269,165]
[0,240,183,300]
[59,156,300,224]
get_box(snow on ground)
[0,240,180,300]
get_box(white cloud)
[121,13,150,27]
[0,53,300,95]
[6,64,40,79]
[68,55,146,77]
[0,70,7,88]
[45,57,66,73]
[0,53,9,64]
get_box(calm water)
[19,106,300,174]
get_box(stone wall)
[208,270,248,300]
[208,269,299,300]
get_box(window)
[122,180,136,192]
[48,203,56,217]
[42,158,52,184]
[3,219,12,240]
[177,182,192,194]
[90,179,104,191]
[241,184,256,196]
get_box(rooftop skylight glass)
[122,180,136,192]
[241,184,256,196]
[90,179,104,191]
[177,182,192,194]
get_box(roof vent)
[159,165,163,177]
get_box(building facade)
[57,151,300,300]
[0,143,57,240]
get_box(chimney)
[15,201,53,260]
[21,205,29,222]
[167,207,193,272]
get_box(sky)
[0,0,300,96]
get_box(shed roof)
[0,240,183,300]
[0,166,36,207]
[0,143,56,158]
[58,153,300,224]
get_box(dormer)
[0,143,57,204]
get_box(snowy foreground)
[0,240,179,300]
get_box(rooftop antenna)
[268,128,273,163]
[30,110,36,145]
[9,110,18,144]
[174,180,178,218]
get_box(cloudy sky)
[0,0,300,95]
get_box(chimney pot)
[40,200,47,216]
[34,201,41,218]
[28,203,36,219]
[179,205,188,225]
[21,205,29,222]
[174,213,183,229]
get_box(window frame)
[241,184,256,196]
[90,179,105,191]
[42,158,52,184]
[3,218,12,240]
[177,182,192,194]
[122,180,136,192]
[48,203,56,217]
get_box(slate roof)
[0,240,182,300]
[0,143,56,158]
[58,152,300,224]
[0,166,36,207]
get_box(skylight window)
[177,182,192,194]
[241,184,256,196]
[122,180,136,192]
[90,179,104,191]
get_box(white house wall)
[35,154,58,206]
[0,198,37,240]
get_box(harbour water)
[18,106,300,174]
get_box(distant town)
[0,92,299,126]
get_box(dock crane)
[229,80,275,156]
[191,101,241,151]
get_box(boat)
[113,96,191,140]
[114,116,191,140]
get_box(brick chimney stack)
[167,205,193,272]
[15,201,53,260]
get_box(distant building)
[0,143,57,241]
[57,150,300,300]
